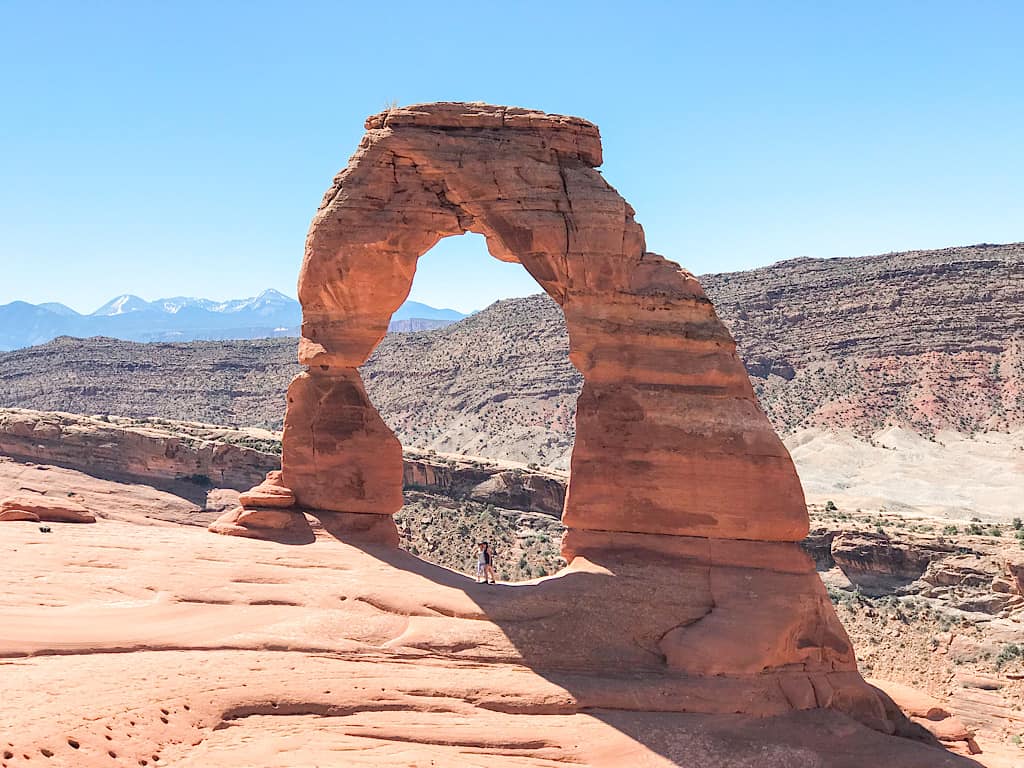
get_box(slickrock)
[0,494,95,523]
[205,100,930,744]
[0,520,982,767]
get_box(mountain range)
[0,291,465,350]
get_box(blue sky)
[1,1,1021,314]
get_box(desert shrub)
[995,643,1023,670]
[1014,517,1023,530]
[825,500,838,512]
[943,525,959,535]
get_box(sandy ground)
[788,428,1024,521]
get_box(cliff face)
[703,243,1024,436]
[0,409,280,490]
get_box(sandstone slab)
[0,519,984,767]
[0,494,95,523]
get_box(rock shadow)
[310,529,984,768]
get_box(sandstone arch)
[227,102,808,543]
[209,103,906,733]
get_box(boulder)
[208,506,312,542]
[238,483,295,509]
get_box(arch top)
[299,101,655,370]
[363,102,604,166]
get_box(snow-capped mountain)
[91,295,153,316]
[0,291,466,351]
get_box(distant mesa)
[0,290,465,350]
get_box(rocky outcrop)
[873,680,980,755]
[0,408,278,490]
[0,408,569,520]
[403,453,566,517]
[208,102,909,735]
[0,494,95,523]
[831,531,957,594]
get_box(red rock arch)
[208,103,911,732]
[272,102,808,545]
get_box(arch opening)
[361,230,579,581]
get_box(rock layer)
[214,102,898,732]
[0,408,277,490]
[0,494,95,523]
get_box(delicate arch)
[278,102,807,543]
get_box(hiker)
[476,542,496,584]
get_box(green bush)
[995,643,1023,670]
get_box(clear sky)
[2,1,1022,314]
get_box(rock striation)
[210,102,919,737]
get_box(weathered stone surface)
[3,518,984,767]
[0,494,95,523]
[282,370,403,515]
[1004,553,1024,594]
[831,531,954,594]
[207,506,312,542]
[238,483,295,508]
[0,507,40,522]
